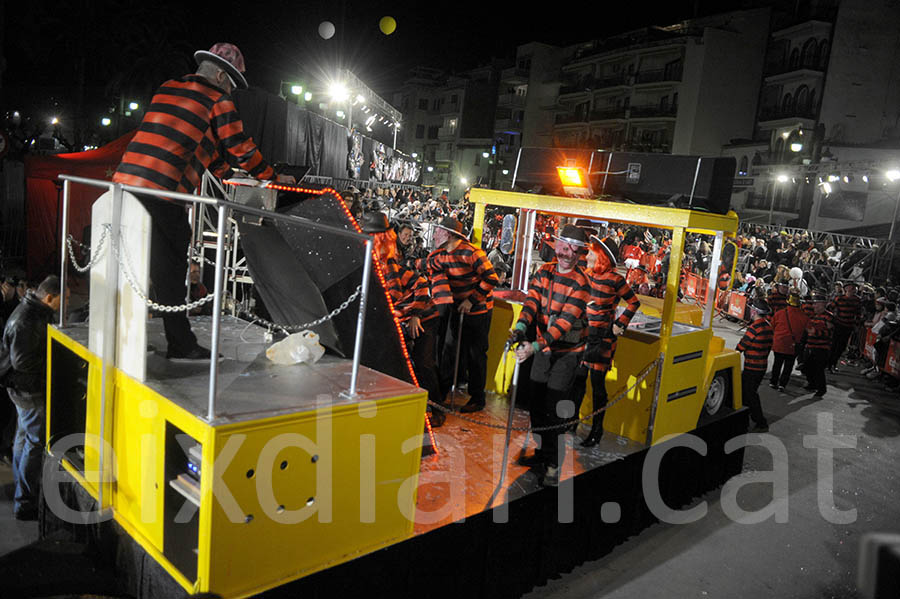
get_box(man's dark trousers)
[137,193,198,354]
[741,369,768,427]
[440,310,491,406]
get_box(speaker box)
[596,152,735,214]
[512,148,735,214]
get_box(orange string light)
[225,179,439,453]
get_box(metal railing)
[58,175,375,420]
[634,66,683,84]
[629,104,678,118]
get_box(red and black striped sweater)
[114,75,274,195]
[426,241,498,315]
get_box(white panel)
[88,190,151,381]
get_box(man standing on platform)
[512,224,590,486]
[113,42,285,361]
[828,280,861,373]
[427,217,498,413]
[579,235,640,447]
[736,299,773,432]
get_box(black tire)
[698,369,733,426]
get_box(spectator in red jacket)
[769,293,809,391]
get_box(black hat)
[750,299,772,315]
[809,290,828,302]
[590,235,619,266]
[360,211,390,233]
[554,224,587,247]
[193,43,249,89]
[434,217,466,238]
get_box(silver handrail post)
[207,203,229,422]
[59,179,70,327]
[347,239,373,397]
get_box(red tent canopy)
[24,132,134,278]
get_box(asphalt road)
[524,318,900,599]
[1,318,898,598]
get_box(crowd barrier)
[727,292,748,320]
[861,326,900,377]
[681,272,709,303]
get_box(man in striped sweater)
[736,299,774,432]
[426,217,498,413]
[827,281,861,372]
[363,213,444,427]
[113,43,281,361]
[805,291,834,397]
[512,225,590,486]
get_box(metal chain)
[109,224,217,313]
[65,225,110,273]
[235,285,363,333]
[427,355,662,433]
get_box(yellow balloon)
[379,16,397,35]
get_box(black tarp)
[237,188,414,384]
[233,89,420,185]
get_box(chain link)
[108,224,217,313]
[427,355,662,433]
[235,285,363,333]
[65,226,109,273]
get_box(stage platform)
[60,316,421,425]
[33,316,748,599]
[415,398,646,535]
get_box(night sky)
[3,0,749,101]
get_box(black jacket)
[0,291,55,394]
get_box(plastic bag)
[266,331,326,365]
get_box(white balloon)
[318,21,335,40]
[790,267,803,279]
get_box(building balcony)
[554,113,590,125]
[594,73,630,89]
[764,60,825,78]
[590,107,628,121]
[501,67,530,83]
[438,126,457,139]
[634,66,682,85]
[434,149,453,162]
[559,78,593,96]
[497,93,526,108]
[440,102,461,115]
[494,118,523,132]
[758,106,816,123]
[629,104,678,119]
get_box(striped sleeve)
[517,269,546,330]
[468,249,499,305]
[426,249,453,306]
[614,278,640,329]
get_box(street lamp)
[128,101,139,111]
[101,117,112,126]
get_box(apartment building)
[722,0,900,232]
[549,8,770,157]
[394,65,502,199]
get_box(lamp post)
[768,173,789,225]
[887,170,900,241]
